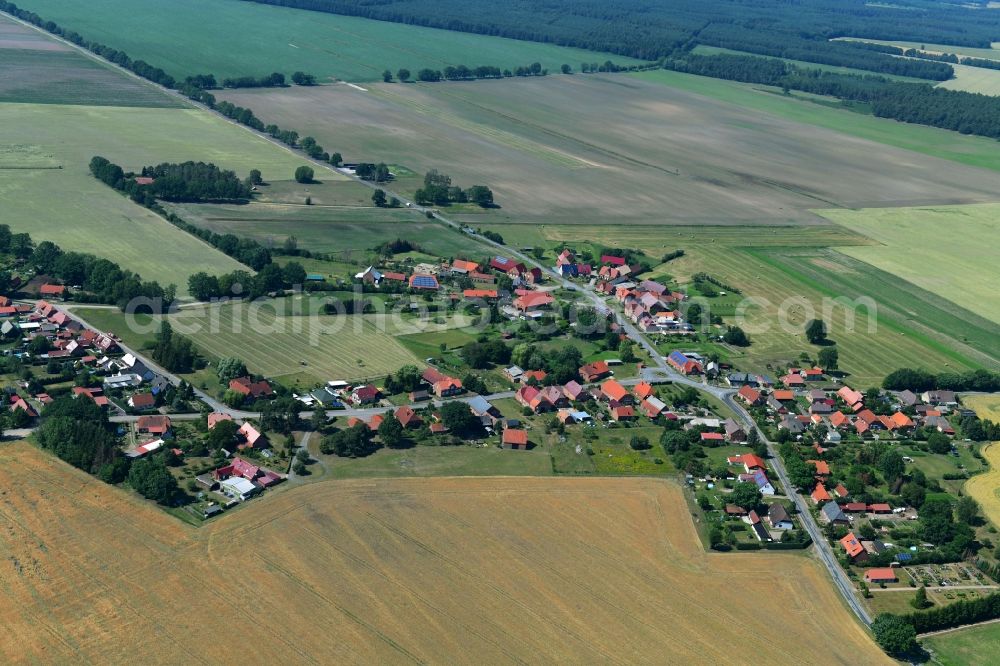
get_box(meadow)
[10,0,640,82]
[73,301,461,386]
[0,16,181,106]
[0,100,318,295]
[922,622,1000,666]
[0,442,890,664]
[220,73,1000,229]
[171,199,486,259]
[820,204,1000,326]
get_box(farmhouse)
[351,384,381,405]
[408,274,440,290]
[599,379,633,406]
[513,291,554,312]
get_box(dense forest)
[238,0,1000,67]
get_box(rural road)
[10,10,872,630]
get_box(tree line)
[5,225,173,311]
[233,0,1000,61]
[882,367,1000,393]
[665,52,1000,142]
[187,260,307,301]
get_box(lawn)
[632,68,1000,173]
[218,73,1000,229]
[0,443,891,663]
[922,621,1000,665]
[11,0,641,82]
[0,16,182,106]
[0,102,313,295]
[819,204,1000,326]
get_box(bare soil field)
[0,442,888,664]
[221,75,1000,227]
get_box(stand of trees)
[414,170,494,207]
[9,225,173,311]
[222,72,286,88]
[35,396,124,481]
[187,260,307,301]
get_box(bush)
[294,165,314,183]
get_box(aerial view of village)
[3,0,1000,662]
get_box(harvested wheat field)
[967,442,1000,531]
[0,443,887,664]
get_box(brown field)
[220,75,1000,227]
[0,442,888,664]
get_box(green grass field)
[72,301,475,386]
[819,204,1000,326]
[11,0,641,82]
[922,621,1000,665]
[0,16,181,106]
[323,445,554,479]
[0,102,320,295]
[937,61,1000,95]
[169,199,485,260]
[472,222,995,384]
[632,69,1000,172]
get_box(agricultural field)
[692,45,926,82]
[835,37,1000,63]
[475,223,998,385]
[170,199,485,260]
[937,61,1000,96]
[966,394,1000,423]
[632,69,1000,173]
[966,443,1000,532]
[0,96,319,294]
[0,15,182,106]
[218,73,1000,228]
[10,0,641,83]
[0,442,890,664]
[820,204,1000,326]
[922,621,1000,666]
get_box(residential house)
[725,504,748,517]
[467,396,501,428]
[395,406,424,429]
[433,377,464,398]
[767,503,794,530]
[351,384,381,405]
[73,386,109,408]
[562,380,588,402]
[810,483,832,504]
[808,460,831,477]
[229,376,273,400]
[513,291,554,312]
[737,385,764,407]
[128,392,156,410]
[839,533,868,563]
[820,502,849,525]
[837,386,865,412]
[579,361,611,383]
[238,422,268,449]
[727,453,767,473]
[451,259,480,274]
[922,390,958,406]
[743,469,775,495]
[208,412,233,430]
[504,365,525,383]
[723,418,747,442]
[136,415,172,437]
[610,406,635,422]
[747,510,772,542]
[599,379,633,406]
[9,395,38,419]
[633,382,655,401]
